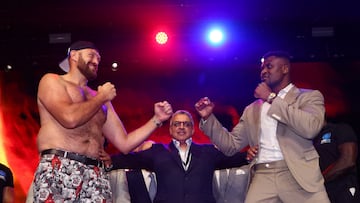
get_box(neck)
[179,142,187,150]
[273,81,291,94]
[62,72,88,87]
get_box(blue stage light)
[207,28,225,46]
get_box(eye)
[172,121,193,128]
[88,52,101,61]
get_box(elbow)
[227,148,239,156]
[345,159,357,169]
[117,145,132,155]
[349,161,357,168]
[60,115,80,129]
[121,149,131,155]
[304,118,324,139]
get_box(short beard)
[78,57,97,81]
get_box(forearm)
[217,151,248,169]
[124,117,158,153]
[323,142,358,182]
[111,153,147,170]
[323,160,356,182]
[201,114,248,156]
[53,95,107,129]
[107,116,158,154]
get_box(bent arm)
[111,151,151,170]
[103,101,172,154]
[38,74,109,128]
[323,142,358,182]
[268,90,325,139]
[215,150,248,169]
[200,114,249,156]
[102,103,158,154]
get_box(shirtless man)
[33,41,173,202]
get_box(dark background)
[1,0,359,201]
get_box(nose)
[92,58,99,65]
[261,66,269,74]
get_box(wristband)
[153,117,163,127]
[267,92,277,103]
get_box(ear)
[169,125,173,135]
[282,64,289,74]
[69,50,79,62]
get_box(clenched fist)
[194,97,214,120]
[97,82,117,102]
[154,101,173,123]
[254,82,272,101]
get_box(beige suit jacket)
[200,86,325,193]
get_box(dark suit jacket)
[112,142,248,203]
[213,165,249,203]
[126,169,152,203]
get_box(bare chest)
[67,85,107,128]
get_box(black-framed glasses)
[172,121,193,128]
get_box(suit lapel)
[126,170,152,203]
[283,85,300,105]
[168,142,184,170]
[186,143,198,172]
[252,86,299,144]
[276,86,301,137]
[253,99,262,145]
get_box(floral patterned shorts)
[33,154,112,203]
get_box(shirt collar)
[278,83,294,99]
[172,138,192,150]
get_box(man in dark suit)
[213,165,249,203]
[111,110,248,203]
[125,169,156,203]
[109,141,156,203]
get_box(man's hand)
[246,145,258,162]
[97,82,117,102]
[194,97,215,120]
[154,101,173,123]
[254,82,272,101]
[99,148,112,169]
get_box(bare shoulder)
[38,73,62,87]
[37,73,67,101]
[40,73,60,83]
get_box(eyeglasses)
[171,121,193,128]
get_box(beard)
[78,57,97,81]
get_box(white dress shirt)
[173,138,192,170]
[257,83,294,163]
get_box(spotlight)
[111,62,118,71]
[4,64,12,72]
[207,28,225,46]
[209,29,223,43]
[155,32,168,45]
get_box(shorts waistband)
[41,149,101,166]
[254,160,287,171]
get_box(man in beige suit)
[195,51,330,203]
